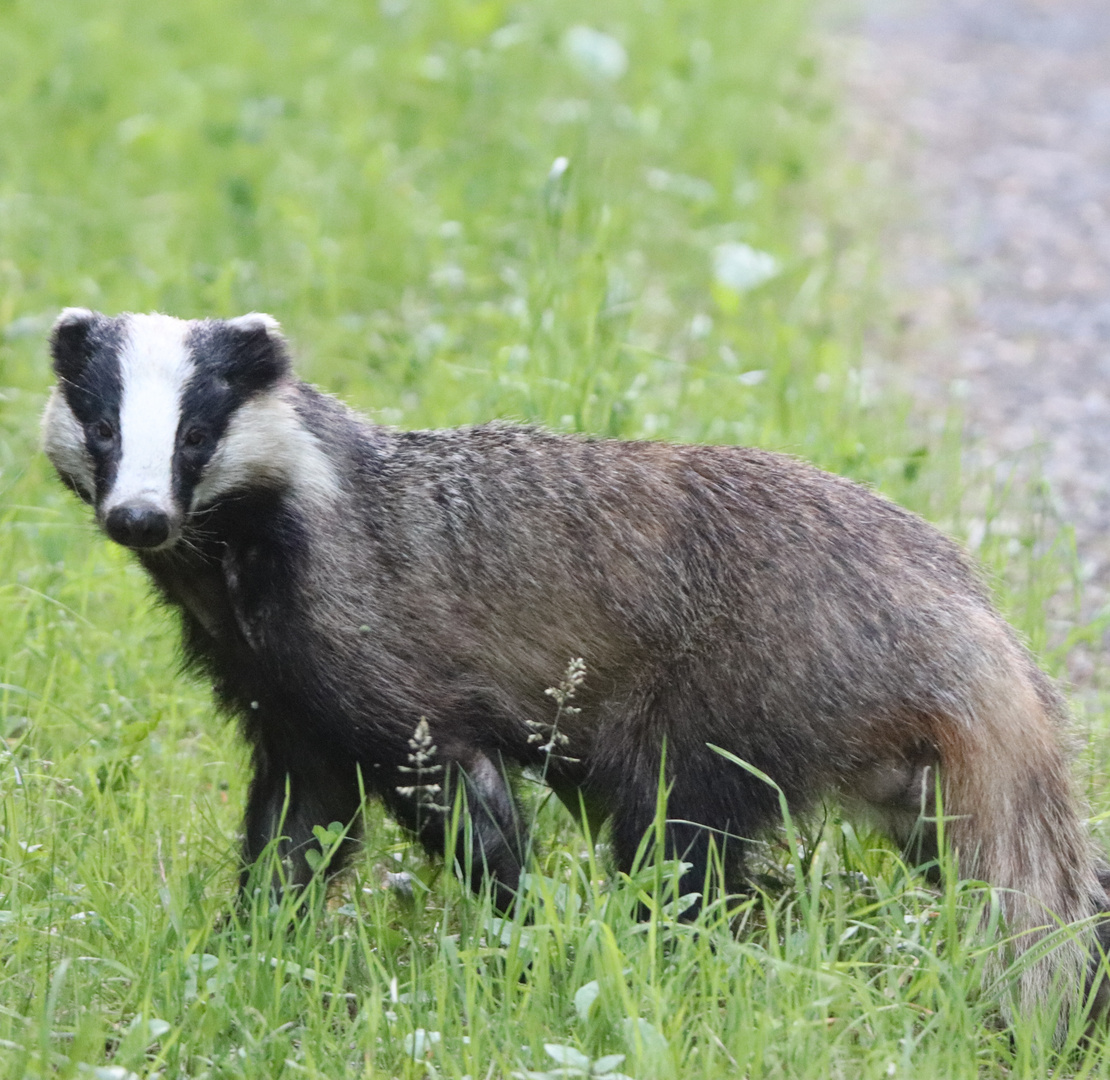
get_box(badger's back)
[261,393,1031,789]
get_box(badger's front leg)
[240,743,365,895]
[387,750,526,913]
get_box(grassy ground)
[2,0,1109,1076]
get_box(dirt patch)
[831,0,1110,642]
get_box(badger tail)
[931,651,1108,1032]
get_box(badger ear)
[224,312,291,390]
[49,308,102,383]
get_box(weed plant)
[0,0,1107,1076]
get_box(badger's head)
[42,309,320,551]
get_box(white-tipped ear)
[53,307,98,331]
[222,312,292,388]
[226,312,283,336]
[50,308,107,381]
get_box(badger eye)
[94,419,114,441]
[183,428,206,448]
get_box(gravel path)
[834,0,1110,633]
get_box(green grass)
[1,0,1108,1076]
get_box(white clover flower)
[712,242,780,293]
[562,26,628,81]
[404,1029,441,1059]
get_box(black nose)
[104,504,172,549]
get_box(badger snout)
[103,502,176,549]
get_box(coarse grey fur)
[42,309,1110,1029]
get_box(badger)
[42,308,1109,1021]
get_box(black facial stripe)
[54,317,126,505]
[173,364,251,510]
[58,319,124,425]
[173,321,288,509]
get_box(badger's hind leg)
[598,744,781,917]
[844,745,941,876]
[389,750,525,913]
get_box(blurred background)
[839,0,1110,683]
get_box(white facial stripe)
[191,390,341,510]
[107,314,194,513]
[41,389,95,500]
